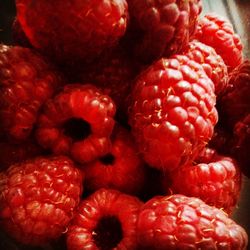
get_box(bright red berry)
[0,45,63,141]
[16,0,129,64]
[67,188,142,250]
[0,156,83,246]
[129,55,218,172]
[195,13,243,70]
[137,194,248,249]
[36,84,116,164]
[127,0,202,62]
[184,41,228,96]
[168,148,242,214]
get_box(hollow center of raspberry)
[99,153,115,165]
[93,215,123,249]
[63,118,91,141]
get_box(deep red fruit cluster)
[0,0,249,249]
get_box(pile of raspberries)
[0,0,249,249]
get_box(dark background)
[0,0,250,249]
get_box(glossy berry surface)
[0,156,83,245]
[36,84,116,164]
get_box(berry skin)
[184,41,228,96]
[195,13,243,70]
[83,125,145,195]
[0,45,62,141]
[231,114,250,178]
[36,84,116,164]
[137,194,248,249]
[168,148,242,214]
[0,156,83,246]
[16,0,129,64]
[67,188,142,250]
[219,60,250,131]
[129,55,218,172]
[127,0,202,62]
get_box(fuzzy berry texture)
[83,125,145,195]
[168,148,242,214]
[67,188,142,250]
[219,60,250,131]
[127,0,202,62]
[184,41,228,96]
[0,156,83,246]
[36,84,116,164]
[0,45,62,141]
[129,55,218,172]
[195,13,243,70]
[16,0,129,64]
[137,194,248,249]
[231,114,250,178]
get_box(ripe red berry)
[137,194,248,249]
[0,45,63,141]
[16,0,129,63]
[127,0,202,62]
[0,156,83,246]
[168,148,242,214]
[12,19,31,48]
[67,188,142,250]
[36,84,116,164]
[184,41,228,96]
[129,55,218,172]
[195,13,243,70]
[82,125,145,195]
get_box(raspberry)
[219,60,250,130]
[195,13,243,70]
[127,0,202,62]
[66,188,142,250]
[0,156,83,246]
[0,45,62,141]
[0,139,42,170]
[36,84,116,164]
[137,194,248,249]
[231,114,250,178]
[168,149,242,214]
[16,0,129,63]
[184,41,228,96]
[12,19,31,48]
[83,125,145,195]
[129,55,218,172]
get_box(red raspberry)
[127,0,202,62]
[219,60,250,130]
[168,149,242,214]
[16,0,129,63]
[0,45,62,141]
[36,84,116,164]
[0,156,83,246]
[67,188,142,250]
[137,194,248,249]
[195,13,243,70]
[83,125,145,195]
[231,114,250,178]
[12,19,31,48]
[129,55,218,172]
[184,41,228,96]
[0,139,42,170]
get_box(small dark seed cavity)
[99,153,115,165]
[63,118,91,141]
[93,216,123,250]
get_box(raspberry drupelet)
[16,0,129,64]
[36,84,116,164]
[129,55,218,172]
[137,194,248,249]
[67,188,142,250]
[0,156,83,246]
[0,45,63,141]
[83,125,145,195]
